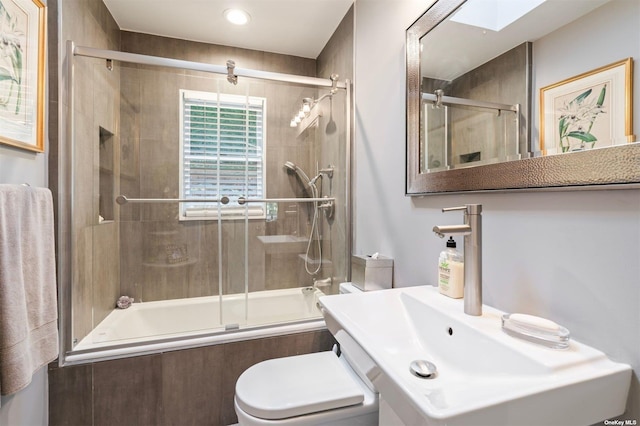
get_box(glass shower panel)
[421,100,519,172]
[254,86,348,326]
[449,105,518,168]
[187,77,270,329]
[422,103,448,172]
[69,49,349,351]
[71,58,122,347]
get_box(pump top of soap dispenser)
[446,237,456,248]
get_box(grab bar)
[116,195,335,205]
[116,195,230,205]
[237,197,335,204]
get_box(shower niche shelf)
[142,259,199,268]
[98,126,115,223]
[258,234,308,254]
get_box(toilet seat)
[235,351,367,420]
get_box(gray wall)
[0,367,48,425]
[354,0,639,422]
[0,147,47,185]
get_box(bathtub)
[67,287,326,364]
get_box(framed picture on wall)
[0,0,46,152]
[540,58,634,155]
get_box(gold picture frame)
[540,58,634,155]
[0,0,46,152]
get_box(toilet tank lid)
[235,351,365,420]
[339,282,363,294]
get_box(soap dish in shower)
[501,313,570,349]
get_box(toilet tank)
[339,282,362,295]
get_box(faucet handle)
[442,204,482,215]
[442,205,467,213]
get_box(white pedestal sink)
[319,286,632,426]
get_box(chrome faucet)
[433,204,483,316]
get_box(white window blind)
[180,90,266,219]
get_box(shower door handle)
[237,197,334,204]
[115,195,230,205]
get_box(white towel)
[0,184,58,396]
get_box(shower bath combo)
[60,41,352,364]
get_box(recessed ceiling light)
[224,9,251,26]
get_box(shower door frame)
[58,40,353,365]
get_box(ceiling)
[102,0,353,59]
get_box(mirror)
[406,0,640,195]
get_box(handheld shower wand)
[284,161,314,189]
[283,161,322,276]
[284,161,333,187]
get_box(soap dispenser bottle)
[438,237,464,298]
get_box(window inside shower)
[66,46,350,354]
[179,90,266,220]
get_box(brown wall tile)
[162,345,225,426]
[93,354,163,426]
[49,364,93,426]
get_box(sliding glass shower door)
[67,46,349,352]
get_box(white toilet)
[234,283,379,425]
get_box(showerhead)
[284,161,313,188]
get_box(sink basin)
[257,235,307,254]
[319,286,631,426]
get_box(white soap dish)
[501,313,570,349]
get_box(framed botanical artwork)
[0,0,46,152]
[540,58,634,155]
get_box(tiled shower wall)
[115,32,321,303]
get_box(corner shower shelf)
[142,259,199,268]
